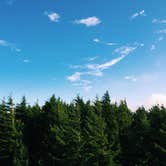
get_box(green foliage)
[0,97,28,165]
[0,93,165,166]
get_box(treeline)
[0,91,165,166]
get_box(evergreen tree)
[76,97,115,165]
[123,107,150,166]
[0,93,165,165]
[0,97,28,166]
[101,91,120,165]
[148,105,166,165]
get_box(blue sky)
[0,0,166,108]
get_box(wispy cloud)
[93,38,117,46]
[158,36,164,41]
[69,65,83,69]
[152,19,166,24]
[124,75,137,82]
[0,40,8,46]
[106,42,117,46]
[74,17,101,27]
[67,71,93,91]
[85,56,98,62]
[67,72,82,82]
[23,59,30,63]
[44,11,60,22]
[113,46,137,56]
[70,45,138,76]
[93,38,100,43]
[67,44,141,91]
[85,45,138,73]
[0,39,21,52]
[86,70,103,76]
[95,55,126,70]
[156,29,166,34]
[150,44,156,51]
[72,79,92,92]
[124,72,160,85]
[130,10,146,20]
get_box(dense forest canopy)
[0,91,165,166]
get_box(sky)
[0,0,166,109]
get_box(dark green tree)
[0,97,28,166]
[101,91,120,165]
[147,105,166,165]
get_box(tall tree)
[148,105,166,165]
[101,91,120,165]
[0,97,28,166]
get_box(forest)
[0,91,165,166]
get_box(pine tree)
[101,91,120,165]
[147,105,166,165]
[75,97,115,165]
[117,100,132,165]
[123,107,150,166]
[0,97,28,165]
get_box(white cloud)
[156,29,166,34]
[45,11,60,22]
[97,55,126,70]
[137,43,145,47]
[152,19,166,24]
[93,38,117,46]
[0,39,21,52]
[0,40,8,46]
[23,59,30,63]
[69,65,83,69]
[86,45,137,72]
[86,70,103,76]
[86,56,98,61]
[67,72,82,82]
[158,36,164,41]
[82,85,92,92]
[75,17,101,27]
[124,75,137,82]
[113,46,137,56]
[72,80,92,92]
[150,44,156,51]
[106,42,117,46]
[130,10,146,20]
[152,19,157,23]
[15,48,21,52]
[86,64,98,70]
[93,38,100,43]
[67,44,139,91]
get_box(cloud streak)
[67,43,142,92]
[72,79,92,92]
[86,46,137,72]
[125,75,137,82]
[23,59,30,63]
[74,17,101,27]
[0,39,21,52]
[67,72,82,82]
[130,10,146,20]
[152,19,166,24]
[93,38,117,46]
[156,29,166,34]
